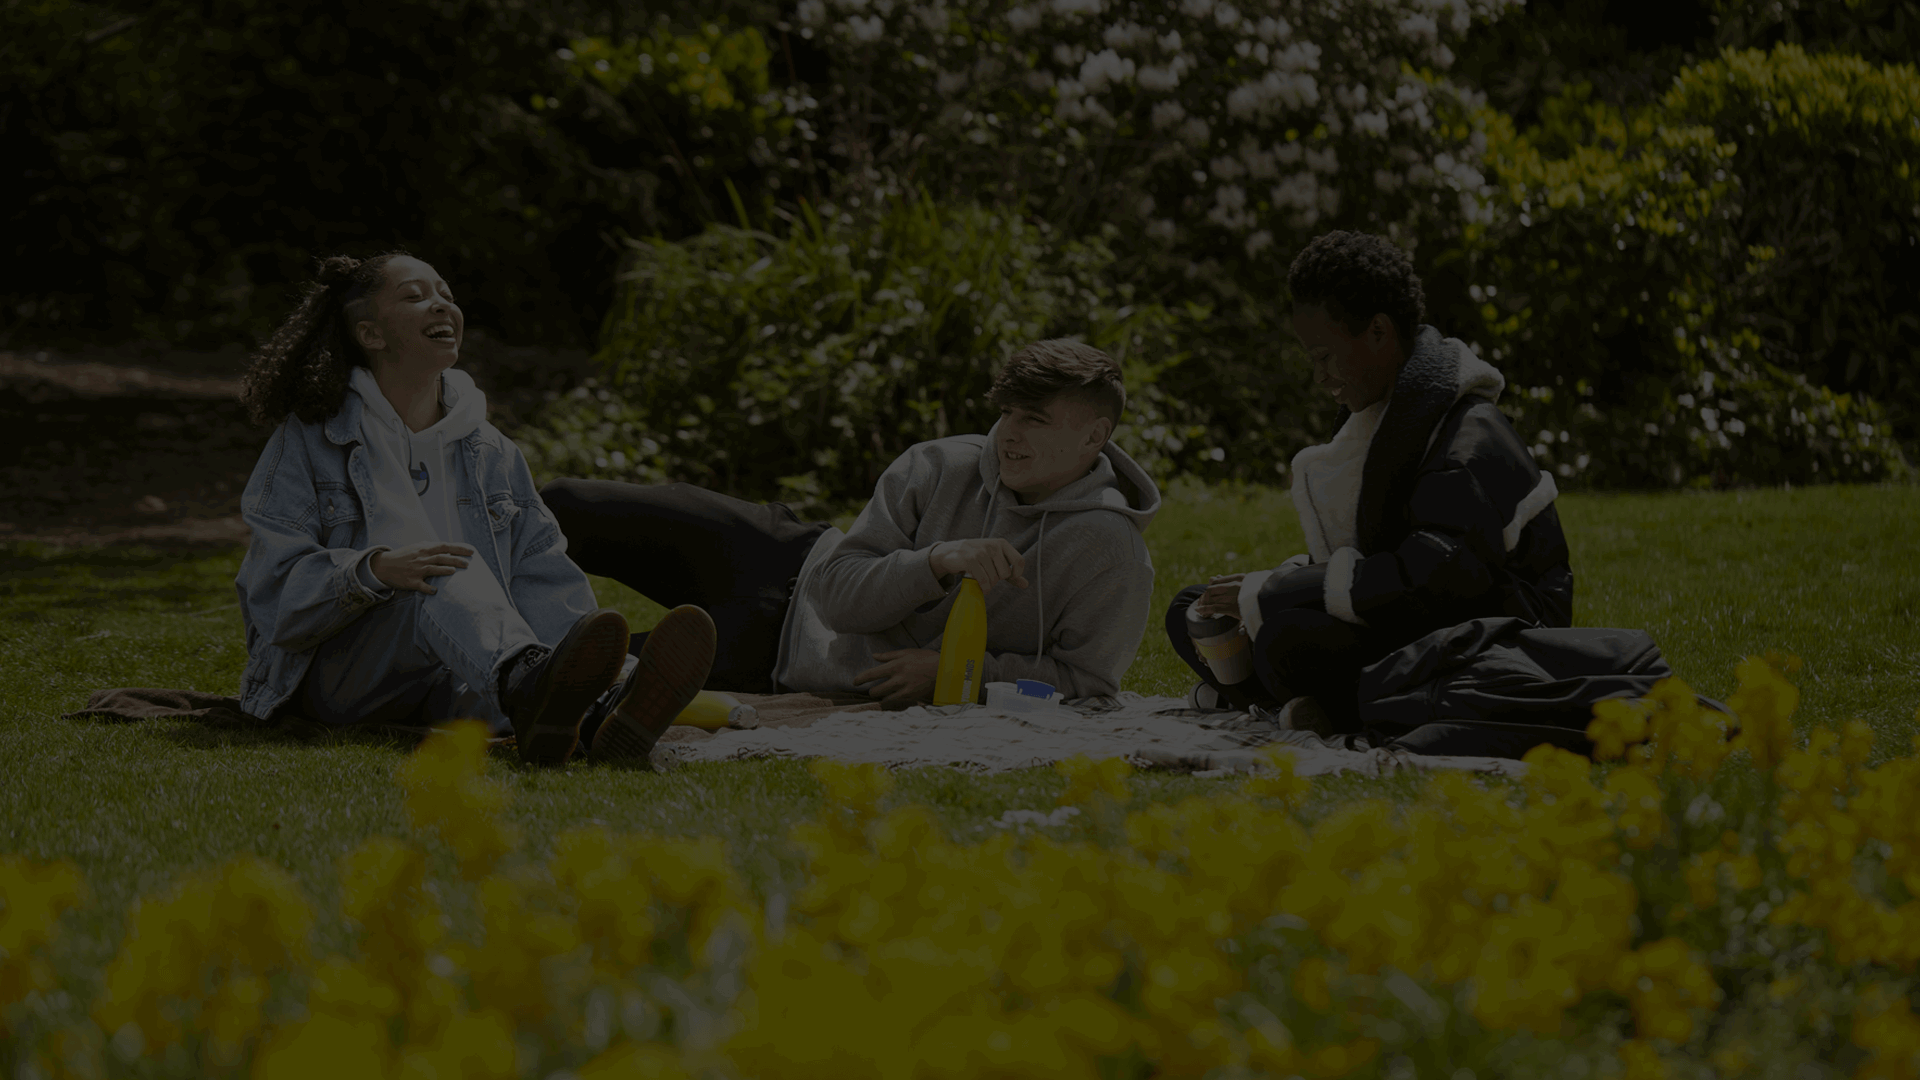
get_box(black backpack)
[1356,617,1694,760]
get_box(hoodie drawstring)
[1035,510,1049,663]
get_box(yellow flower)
[1605,765,1669,850]
[392,1009,518,1080]
[1728,654,1801,775]
[1617,1038,1668,1080]
[1588,695,1651,761]
[396,721,520,878]
[1245,746,1312,806]
[1056,754,1132,807]
[93,857,312,1058]
[809,758,895,816]
[1610,938,1720,1043]
[576,1041,692,1079]
[252,1012,393,1080]
[0,855,85,1024]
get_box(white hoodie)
[346,366,489,588]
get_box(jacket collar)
[1354,325,1467,552]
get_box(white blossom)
[1006,4,1042,30]
[1136,59,1186,91]
[1245,229,1274,255]
[1078,48,1136,92]
[1149,99,1187,129]
[797,0,828,25]
[1397,12,1439,43]
[937,69,969,95]
[1102,21,1151,48]
[1352,110,1390,136]
[1272,173,1318,211]
[1255,15,1290,42]
[1209,155,1246,180]
[1178,0,1212,17]
[1050,0,1102,16]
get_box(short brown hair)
[987,339,1126,424]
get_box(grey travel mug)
[1185,602,1252,685]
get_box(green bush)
[3,0,790,347]
[517,194,1198,506]
[1448,43,1918,487]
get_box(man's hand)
[855,649,941,710]
[371,542,477,594]
[927,538,1029,593]
[1190,572,1245,620]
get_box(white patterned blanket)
[654,692,1528,779]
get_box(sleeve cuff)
[353,547,394,599]
[1323,546,1367,626]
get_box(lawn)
[2,482,1917,984]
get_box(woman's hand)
[371,542,477,594]
[1191,573,1246,620]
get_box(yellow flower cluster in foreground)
[4,657,1920,1079]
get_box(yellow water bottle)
[933,575,988,705]
[672,690,759,731]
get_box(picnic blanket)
[62,687,1529,779]
[655,692,1530,779]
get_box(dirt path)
[0,339,593,549]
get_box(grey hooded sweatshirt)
[772,424,1162,700]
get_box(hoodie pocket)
[315,481,364,549]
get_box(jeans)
[540,479,828,693]
[298,557,543,735]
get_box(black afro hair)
[1286,231,1425,349]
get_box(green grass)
[3,482,1918,978]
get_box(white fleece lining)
[1235,569,1274,642]
[1324,546,1365,625]
[1502,471,1559,552]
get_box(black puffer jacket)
[1300,325,1574,644]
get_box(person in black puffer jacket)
[1166,230,1574,733]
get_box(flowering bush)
[8,657,1920,1078]
[779,0,1515,261]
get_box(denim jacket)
[233,389,598,720]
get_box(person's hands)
[1191,573,1246,620]
[854,649,941,710]
[927,538,1029,593]
[370,542,477,594]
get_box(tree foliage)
[2,0,788,346]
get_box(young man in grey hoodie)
[542,340,1163,712]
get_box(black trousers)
[540,479,829,693]
[1163,567,1403,733]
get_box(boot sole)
[593,605,717,762]
[517,609,631,765]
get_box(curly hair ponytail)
[240,252,407,427]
